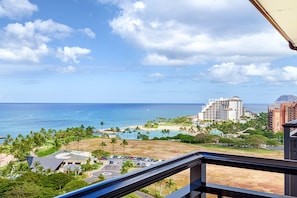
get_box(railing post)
[283,120,297,197]
[190,160,206,198]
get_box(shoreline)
[95,124,200,137]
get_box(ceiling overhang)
[250,0,297,50]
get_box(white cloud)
[0,44,49,63]
[79,28,96,38]
[148,72,164,78]
[143,53,196,66]
[208,62,297,85]
[134,1,145,10]
[56,66,76,74]
[56,46,90,64]
[0,0,38,19]
[0,19,72,63]
[278,66,297,83]
[208,62,248,84]
[242,63,271,76]
[100,0,294,66]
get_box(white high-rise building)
[198,96,243,121]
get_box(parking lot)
[85,155,163,183]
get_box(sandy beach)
[98,124,195,134]
[0,153,15,167]
[127,124,183,131]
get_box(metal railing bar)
[56,151,297,198]
[166,183,202,198]
[56,153,203,198]
[203,183,294,198]
[200,151,297,175]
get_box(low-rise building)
[26,150,93,173]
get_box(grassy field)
[64,137,284,196]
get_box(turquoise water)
[0,103,267,138]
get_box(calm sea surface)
[0,103,268,138]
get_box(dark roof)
[26,156,64,171]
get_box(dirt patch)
[64,137,284,195]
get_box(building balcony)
[56,151,297,198]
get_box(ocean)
[0,103,268,138]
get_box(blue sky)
[0,0,296,104]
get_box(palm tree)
[33,161,42,173]
[54,138,60,148]
[6,161,15,178]
[100,121,104,130]
[165,178,176,194]
[98,173,105,182]
[120,160,133,174]
[74,128,82,150]
[0,146,4,166]
[64,138,70,150]
[155,179,164,197]
[120,139,128,155]
[3,134,13,146]
[110,138,117,154]
[123,128,131,139]
[100,141,107,150]
[161,129,170,137]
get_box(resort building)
[269,102,297,132]
[198,96,243,121]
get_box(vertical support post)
[284,125,290,160]
[190,160,206,198]
[283,121,297,196]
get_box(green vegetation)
[36,145,61,157]
[92,149,110,158]
[121,160,134,174]
[152,113,281,150]
[144,120,159,128]
[0,172,77,197]
[144,116,193,128]
[0,125,98,196]
[0,112,282,197]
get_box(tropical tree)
[115,127,121,132]
[98,173,105,182]
[165,178,176,194]
[5,161,15,178]
[121,160,133,174]
[4,182,58,198]
[161,129,170,137]
[110,138,117,154]
[3,134,13,146]
[64,138,70,150]
[85,126,94,136]
[100,121,104,130]
[100,141,107,150]
[0,146,5,166]
[155,179,164,197]
[42,172,74,190]
[54,138,60,148]
[33,161,43,174]
[63,180,88,192]
[120,139,128,155]
[74,128,82,150]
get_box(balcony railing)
[56,151,297,198]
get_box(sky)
[0,0,296,104]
